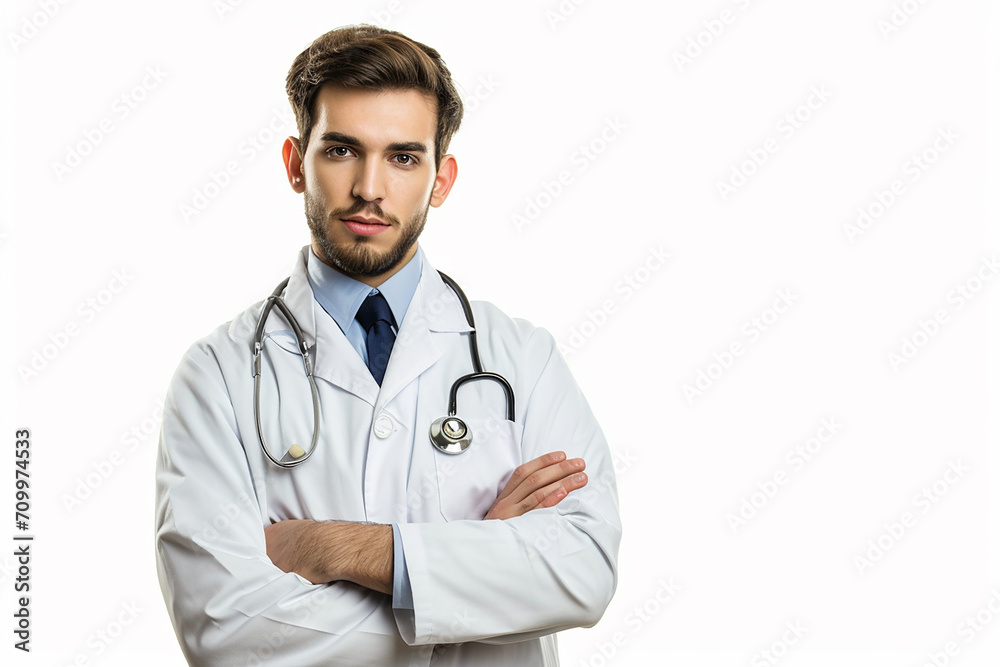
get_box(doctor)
[155,25,621,666]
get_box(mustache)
[331,200,398,225]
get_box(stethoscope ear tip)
[278,444,307,464]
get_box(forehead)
[311,84,437,146]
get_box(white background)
[1,0,998,665]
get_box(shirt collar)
[306,245,424,333]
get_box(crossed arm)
[264,450,588,593]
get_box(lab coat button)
[373,414,394,438]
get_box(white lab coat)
[154,246,621,666]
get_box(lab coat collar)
[252,245,473,408]
[306,246,423,339]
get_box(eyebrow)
[318,131,428,154]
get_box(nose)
[352,157,386,203]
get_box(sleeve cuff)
[391,524,414,610]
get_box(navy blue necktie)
[355,292,396,386]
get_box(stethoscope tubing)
[253,279,321,468]
[253,271,514,467]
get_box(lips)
[341,216,390,236]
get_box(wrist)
[314,521,393,593]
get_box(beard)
[305,192,429,278]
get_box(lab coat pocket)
[434,414,523,521]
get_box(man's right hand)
[484,451,587,520]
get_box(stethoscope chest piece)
[429,416,472,455]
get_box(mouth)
[340,216,390,236]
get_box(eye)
[326,146,353,158]
[393,154,417,166]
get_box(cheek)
[307,158,348,193]
[389,174,434,209]
[302,183,328,213]
[309,177,350,209]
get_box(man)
[155,25,621,666]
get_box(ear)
[429,154,458,208]
[282,137,305,193]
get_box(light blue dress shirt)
[306,247,422,365]
[305,246,419,610]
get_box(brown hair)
[286,25,464,168]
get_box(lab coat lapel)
[264,248,379,406]
[311,301,380,405]
[375,255,472,413]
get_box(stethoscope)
[252,272,515,468]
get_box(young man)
[155,25,621,665]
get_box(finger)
[494,451,567,502]
[535,472,588,510]
[510,470,588,516]
[507,457,586,506]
